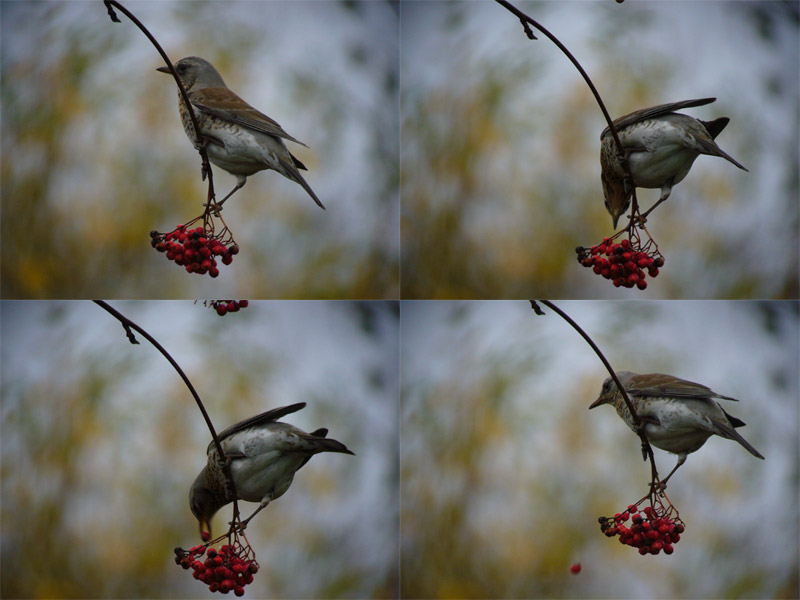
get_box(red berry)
[570,563,581,574]
[209,267,220,278]
[222,255,233,265]
[235,586,245,597]
[636,279,647,290]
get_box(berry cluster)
[576,237,663,290]
[598,503,684,555]
[209,300,249,316]
[175,544,258,596]
[151,224,238,277]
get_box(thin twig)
[494,0,641,224]
[530,300,660,478]
[103,0,218,213]
[93,301,242,526]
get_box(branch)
[495,0,641,224]
[93,301,242,523]
[103,0,219,214]
[530,300,660,477]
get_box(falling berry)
[570,563,581,574]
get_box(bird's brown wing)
[207,402,307,453]
[189,87,309,147]
[627,373,739,402]
[602,98,717,138]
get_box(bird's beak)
[199,519,211,542]
[611,213,620,230]
[156,66,171,74]
[588,395,604,409]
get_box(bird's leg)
[635,415,660,461]
[234,497,271,531]
[660,454,687,487]
[215,455,237,501]
[615,144,645,200]
[215,181,245,208]
[639,180,675,224]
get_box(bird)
[589,371,763,483]
[157,56,324,209]
[189,402,354,539]
[600,97,748,228]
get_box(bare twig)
[495,0,641,224]
[93,301,243,527]
[530,300,660,482]
[103,0,219,213]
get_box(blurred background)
[400,1,799,298]
[401,300,799,598]
[1,301,399,598]
[1,1,399,298]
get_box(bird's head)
[590,371,633,409]
[601,169,630,230]
[156,56,226,92]
[189,469,220,541]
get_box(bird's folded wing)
[189,87,309,147]
[207,402,307,453]
[602,98,717,138]
[628,373,739,402]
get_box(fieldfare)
[189,402,354,539]
[590,371,763,483]
[157,56,324,209]
[600,97,748,228]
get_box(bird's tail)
[698,117,749,172]
[701,117,729,139]
[720,409,764,459]
[300,429,355,456]
[314,437,355,456]
[279,156,325,210]
[730,428,765,459]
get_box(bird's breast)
[618,120,699,187]
[229,450,306,503]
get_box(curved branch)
[495,0,641,224]
[530,300,660,479]
[103,0,218,213]
[93,300,243,525]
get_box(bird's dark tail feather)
[280,156,325,210]
[313,436,355,456]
